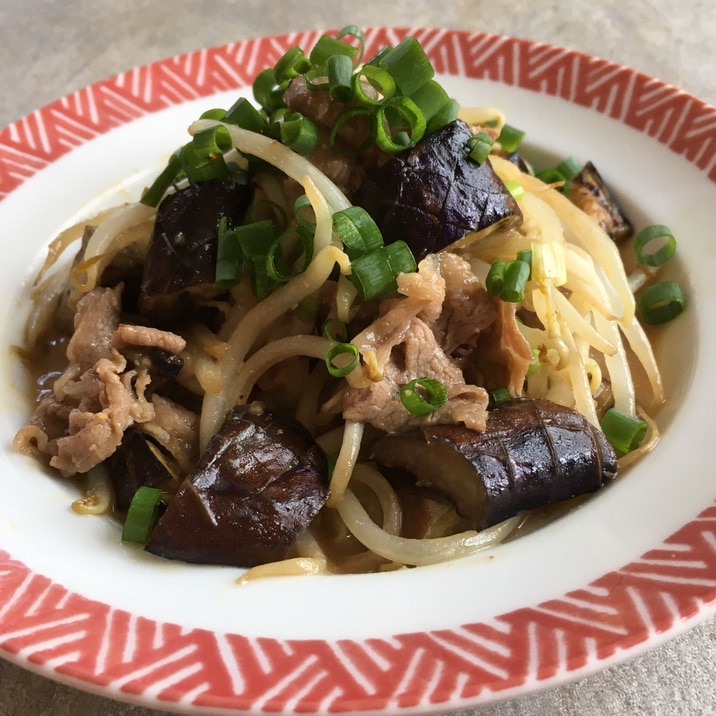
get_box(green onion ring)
[122,486,164,544]
[336,25,366,64]
[325,342,360,377]
[332,205,383,258]
[352,65,397,108]
[322,318,349,343]
[637,281,686,324]
[375,96,426,153]
[266,225,314,283]
[399,377,448,415]
[634,224,677,267]
[274,45,311,82]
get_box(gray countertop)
[1,1,715,714]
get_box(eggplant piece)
[108,428,174,511]
[139,179,252,317]
[354,120,522,260]
[372,398,617,530]
[145,405,329,567]
[567,161,633,242]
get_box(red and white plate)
[1,27,715,714]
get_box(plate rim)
[1,25,716,714]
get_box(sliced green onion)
[348,248,397,300]
[383,240,417,277]
[191,125,233,157]
[426,98,459,133]
[375,96,426,153]
[364,45,391,67]
[327,54,355,102]
[499,259,530,302]
[332,206,384,258]
[600,408,648,455]
[466,132,494,164]
[274,45,312,82]
[222,97,270,134]
[272,110,320,154]
[536,156,582,190]
[325,342,360,377]
[504,179,525,200]
[234,219,275,257]
[335,25,366,64]
[309,33,359,67]
[486,258,507,295]
[634,224,677,267]
[516,249,532,269]
[488,386,511,407]
[410,79,451,124]
[215,216,244,289]
[122,486,163,544]
[200,107,228,121]
[246,258,271,298]
[266,225,314,283]
[234,219,277,297]
[322,318,348,343]
[176,125,235,183]
[140,149,182,207]
[637,281,686,324]
[399,377,448,415]
[526,348,541,376]
[253,68,286,114]
[378,36,434,97]
[497,123,525,153]
[304,67,330,92]
[352,65,397,107]
[293,194,315,233]
[179,144,230,183]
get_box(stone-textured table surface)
[1,1,715,714]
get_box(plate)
[1,27,716,714]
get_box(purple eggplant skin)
[567,161,634,242]
[145,405,330,567]
[139,179,253,317]
[372,398,617,531]
[353,120,522,260]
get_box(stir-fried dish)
[13,28,685,579]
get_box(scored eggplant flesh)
[354,119,523,260]
[372,397,617,531]
[145,404,329,567]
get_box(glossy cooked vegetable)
[139,179,253,316]
[567,161,633,242]
[372,398,618,530]
[145,404,330,567]
[354,119,523,259]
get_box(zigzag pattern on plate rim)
[1,26,716,712]
[1,27,716,202]
[1,503,715,712]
